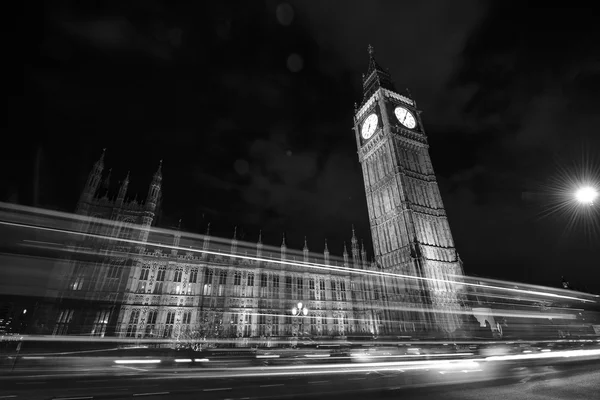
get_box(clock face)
[361,113,378,140]
[394,106,417,129]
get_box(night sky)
[10,1,600,292]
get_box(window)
[272,275,279,289]
[91,310,110,337]
[107,263,122,279]
[309,279,315,300]
[297,278,303,298]
[319,280,326,291]
[189,268,198,284]
[285,276,292,290]
[147,310,158,324]
[203,269,213,296]
[164,311,175,338]
[157,267,166,281]
[340,281,346,301]
[219,270,227,284]
[126,309,140,337]
[153,281,164,294]
[70,265,85,291]
[260,274,267,287]
[247,273,254,287]
[53,309,74,335]
[72,276,84,291]
[139,267,150,281]
[182,311,192,325]
[204,269,213,284]
[145,310,158,337]
[174,268,182,282]
[234,272,241,285]
[258,313,267,336]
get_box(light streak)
[2,217,595,305]
[485,348,600,362]
[113,359,161,364]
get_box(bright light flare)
[529,152,600,241]
[575,186,598,205]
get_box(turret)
[171,219,181,256]
[116,171,130,205]
[231,226,238,255]
[303,237,309,263]
[146,160,162,212]
[77,149,105,214]
[202,223,211,251]
[256,230,263,258]
[343,242,349,268]
[361,240,368,270]
[351,225,360,267]
[323,239,330,265]
[280,233,287,260]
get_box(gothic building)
[353,45,465,334]
[48,47,466,343]
[50,149,386,342]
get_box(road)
[1,357,599,400]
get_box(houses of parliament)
[47,48,466,343]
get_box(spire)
[77,149,106,213]
[172,218,182,254]
[231,226,238,255]
[146,160,162,212]
[202,222,211,251]
[361,44,396,105]
[343,241,349,267]
[117,171,130,204]
[102,168,112,189]
[280,232,287,260]
[323,239,330,265]
[95,148,106,169]
[154,160,163,182]
[256,230,263,258]
[360,240,368,269]
[351,224,358,246]
[303,236,309,263]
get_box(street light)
[575,186,598,206]
[291,302,308,340]
[292,302,309,317]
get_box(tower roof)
[361,45,396,105]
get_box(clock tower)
[354,46,464,335]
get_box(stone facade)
[353,46,466,334]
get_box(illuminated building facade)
[353,46,465,334]
[51,150,381,341]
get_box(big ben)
[354,46,464,335]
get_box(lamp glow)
[575,186,598,205]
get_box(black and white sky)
[9,1,600,292]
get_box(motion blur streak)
[1,210,595,304]
[113,359,161,364]
[485,348,600,362]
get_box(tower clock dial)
[394,106,417,129]
[361,113,378,140]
